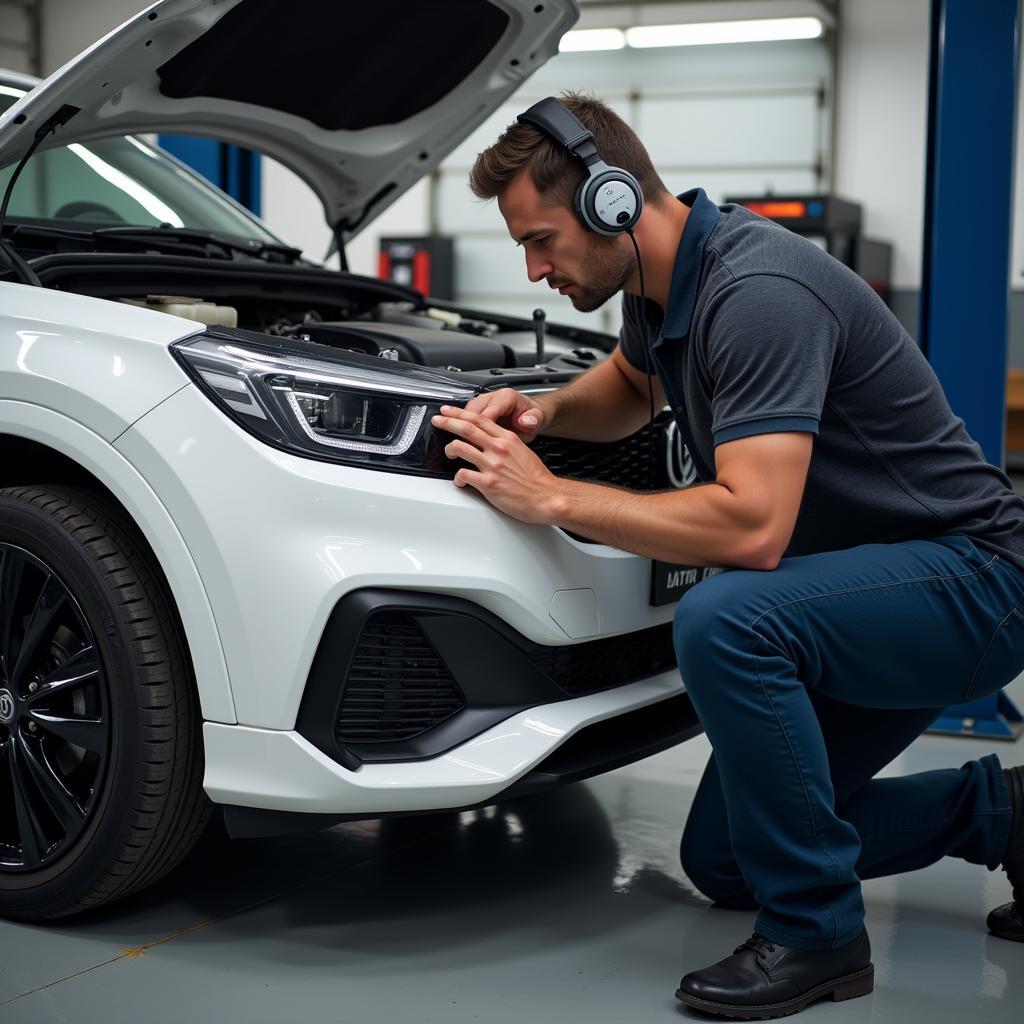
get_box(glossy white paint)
[0,0,578,239]
[0,281,202,440]
[115,383,677,731]
[202,669,683,814]
[0,400,236,723]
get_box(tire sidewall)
[0,492,152,904]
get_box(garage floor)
[1,673,1022,1023]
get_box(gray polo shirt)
[620,188,1024,569]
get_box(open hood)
[0,0,578,242]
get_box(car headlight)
[171,330,478,475]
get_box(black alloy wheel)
[0,544,110,871]
[0,486,211,920]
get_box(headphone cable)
[626,227,656,424]
[625,228,659,483]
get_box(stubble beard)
[568,237,635,313]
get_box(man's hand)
[463,388,547,443]
[432,405,565,523]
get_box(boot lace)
[735,934,777,959]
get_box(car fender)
[0,281,202,440]
[0,399,236,723]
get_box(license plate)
[650,561,726,606]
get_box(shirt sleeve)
[617,293,655,373]
[700,274,842,446]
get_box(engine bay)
[20,246,613,378]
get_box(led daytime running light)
[284,392,426,455]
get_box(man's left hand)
[431,405,565,525]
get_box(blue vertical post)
[157,136,261,217]
[921,0,1023,740]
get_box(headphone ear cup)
[578,168,643,235]
[573,175,592,232]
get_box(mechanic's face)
[499,169,634,312]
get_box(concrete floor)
[0,674,1022,1023]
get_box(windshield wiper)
[91,226,303,264]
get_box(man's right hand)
[464,388,547,443]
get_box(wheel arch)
[0,402,236,723]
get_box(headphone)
[517,97,643,236]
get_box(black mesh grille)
[532,416,670,491]
[336,613,465,743]
[526,622,678,697]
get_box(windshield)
[0,85,277,243]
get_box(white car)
[0,0,700,920]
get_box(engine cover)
[296,321,511,370]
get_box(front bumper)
[116,383,682,731]
[116,383,698,819]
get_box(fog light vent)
[336,613,465,743]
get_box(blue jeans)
[673,534,1024,950]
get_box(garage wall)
[835,0,1024,364]
[0,0,39,74]
[440,37,830,335]
[38,0,143,71]
[833,0,928,294]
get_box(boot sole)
[988,923,1024,943]
[674,963,874,1020]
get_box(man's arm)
[431,404,813,571]
[532,344,667,441]
[466,344,666,443]
[549,432,812,570]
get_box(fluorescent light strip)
[67,142,185,227]
[559,28,626,52]
[626,17,823,48]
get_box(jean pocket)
[963,605,1024,701]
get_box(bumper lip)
[203,668,689,817]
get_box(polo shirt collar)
[661,188,720,340]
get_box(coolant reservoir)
[121,294,238,328]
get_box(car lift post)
[157,135,261,216]
[921,0,1023,739]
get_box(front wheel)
[0,486,210,919]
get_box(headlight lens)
[172,331,478,475]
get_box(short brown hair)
[469,91,670,211]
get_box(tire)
[0,486,211,919]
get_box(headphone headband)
[517,97,595,160]
[516,96,643,236]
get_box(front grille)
[532,415,671,492]
[336,613,465,743]
[526,622,678,697]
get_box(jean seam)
[963,605,1023,701]
[748,631,820,846]
[746,552,1000,636]
[749,630,845,942]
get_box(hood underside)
[0,0,577,240]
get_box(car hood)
[0,0,577,242]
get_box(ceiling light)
[559,28,627,52]
[625,16,824,48]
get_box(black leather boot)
[988,765,1024,943]
[675,928,873,1020]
